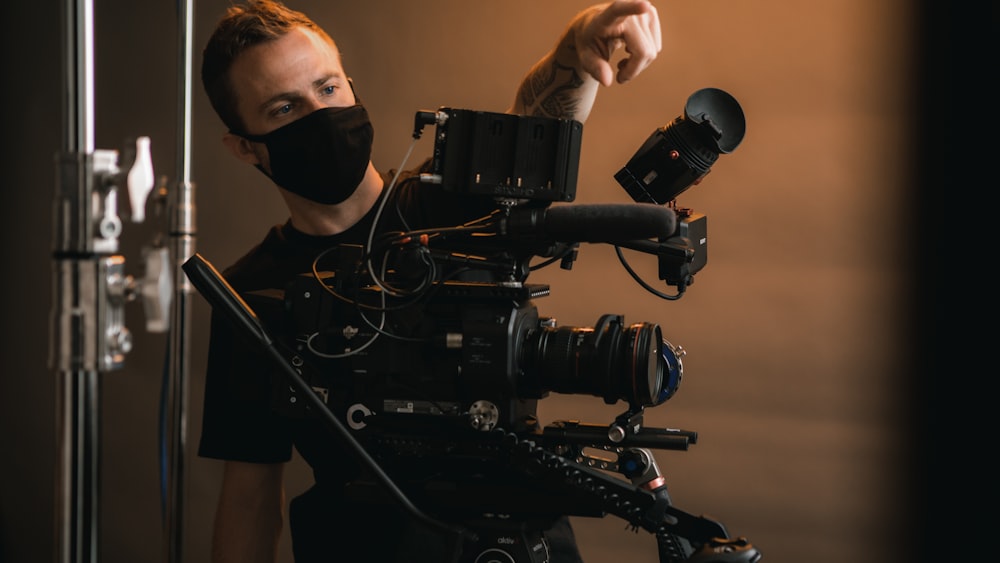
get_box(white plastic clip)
[127,136,155,222]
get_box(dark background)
[1,0,973,562]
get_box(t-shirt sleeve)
[197,308,294,463]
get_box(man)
[198,1,661,561]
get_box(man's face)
[228,26,355,137]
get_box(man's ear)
[221,132,262,166]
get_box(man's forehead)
[237,27,341,75]
[231,27,344,108]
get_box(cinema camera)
[184,89,758,563]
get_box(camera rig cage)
[184,89,757,563]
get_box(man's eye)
[276,104,293,115]
[322,85,336,96]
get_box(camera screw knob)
[468,400,499,431]
[608,425,627,443]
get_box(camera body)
[273,270,547,434]
[256,250,671,438]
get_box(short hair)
[201,0,337,131]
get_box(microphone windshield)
[540,203,676,242]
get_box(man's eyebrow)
[257,90,301,112]
[313,73,340,88]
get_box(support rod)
[53,1,100,562]
[163,0,197,561]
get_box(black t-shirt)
[198,159,584,562]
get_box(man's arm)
[211,460,286,563]
[510,0,661,122]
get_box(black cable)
[615,245,684,301]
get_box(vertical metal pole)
[165,0,197,561]
[54,362,99,563]
[53,0,100,562]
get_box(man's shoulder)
[221,223,295,291]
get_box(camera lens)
[524,314,666,408]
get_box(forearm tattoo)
[518,61,584,119]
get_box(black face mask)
[235,104,374,205]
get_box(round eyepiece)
[684,87,746,154]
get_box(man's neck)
[285,163,383,236]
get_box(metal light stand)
[50,0,171,562]
[163,0,197,561]
[50,2,111,560]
